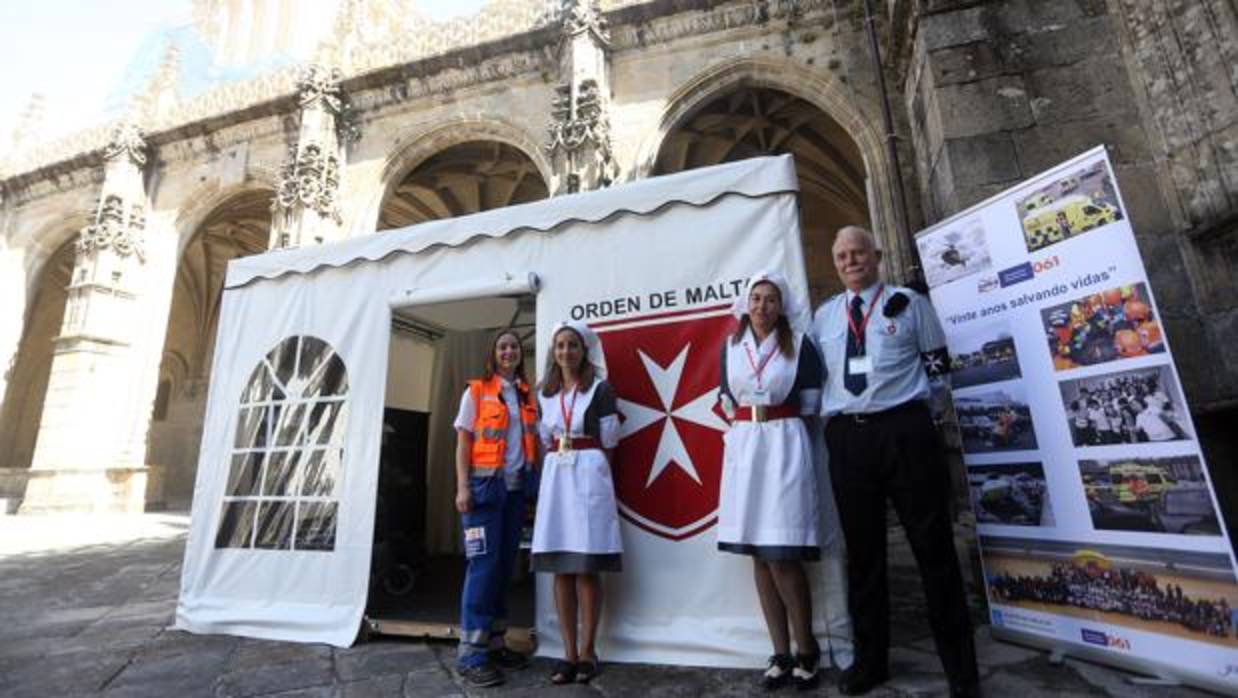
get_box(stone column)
[269,64,348,249]
[19,124,154,513]
[0,183,19,427]
[546,0,618,194]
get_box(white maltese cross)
[616,343,729,488]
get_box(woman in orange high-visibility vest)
[530,321,623,685]
[452,329,539,688]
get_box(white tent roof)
[225,155,799,288]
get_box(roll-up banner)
[916,146,1238,694]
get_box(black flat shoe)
[577,656,600,683]
[761,654,794,691]
[838,665,889,696]
[549,659,577,685]
[792,651,821,691]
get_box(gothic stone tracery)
[77,194,147,262]
[546,0,616,193]
[271,64,348,247]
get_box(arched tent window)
[215,335,348,551]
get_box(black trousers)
[825,401,978,686]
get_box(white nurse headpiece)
[549,320,607,379]
[730,269,810,334]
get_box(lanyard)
[743,340,778,390]
[844,285,884,347]
[558,385,579,436]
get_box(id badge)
[464,526,487,558]
[557,450,577,467]
[847,355,874,375]
[751,387,771,405]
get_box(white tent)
[175,154,853,668]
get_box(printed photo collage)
[981,536,1238,650]
[919,158,1224,542]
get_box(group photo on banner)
[917,146,1238,693]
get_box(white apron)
[531,380,623,555]
[717,331,820,549]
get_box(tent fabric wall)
[177,155,854,663]
[176,264,390,647]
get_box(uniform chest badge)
[885,323,897,335]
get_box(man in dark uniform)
[812,226,980,697]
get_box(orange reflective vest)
[468,376,538,472]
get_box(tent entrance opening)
[367,292,537,646]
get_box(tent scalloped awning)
[224,154,799,290]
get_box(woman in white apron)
[717,271,825,690]
[531,321,622,685]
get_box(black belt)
[832,400,926,425]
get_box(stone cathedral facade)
[1,0,1235,514]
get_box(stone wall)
[902,0,1238,413]
[1106,0,1238,412]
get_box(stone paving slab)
[2,647,134,697]
[104,645,233,698]
[0,512,1225,697]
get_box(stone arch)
[150,187,274,506]
[635,57,913,287]
[0,237,77,469]
[169,171,279,257]
[16,216,89,304]
[357,116,553,233]
[167,188,274,374]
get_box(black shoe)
[549,659,577,685]
[761,654,794,691]
[792,651,821,691]
[837,665,888,695]
[576,656,601,684]
[489,647,529,670]
[459,661,504,688]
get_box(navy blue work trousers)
[457,474,526,668]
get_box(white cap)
[549,320,607,379]
[730,269,809,334]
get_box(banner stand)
[917,146,1238,696]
